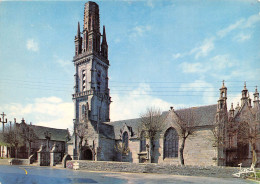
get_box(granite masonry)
[69,1,260,167]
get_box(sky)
[0,0,260,131]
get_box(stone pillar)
[37,145,43,166]
[50,144,57,166]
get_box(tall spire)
[253,85,260,109]
[74,22,82,56]
[101,26,107,45]
[101,25,108,59]
[77,21,81,38]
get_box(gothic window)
[164,127,179,158]
[122,131,129,149]
[140,131,146,152]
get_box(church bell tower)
[72,1,111,158]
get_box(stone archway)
[82,148,93,160]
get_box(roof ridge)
[175,104,217,111]
[30,124,68,131]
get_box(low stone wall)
[10,158,30,165]
[0,159,11,165]
[67,160,240,178]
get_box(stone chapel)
[68,1,260,167]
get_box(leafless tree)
[114,142,129,162]
[76,123,88,160]
[19,123,38,158]
[211,111,228,148]
[139,107,166,163]
[174,108,199,166]
[236,108,260,166]
[2,124,23,158]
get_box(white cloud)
[172,14,259,61]
[54,55,70,67]
[233,33,251,42]
[217,14,260,39]
[180,54,236,75]
[26,39,39,52]
[217,19,244,38]
[2,97,73,131]
[130,25,151,38]
[180,62,207,73]
[210,54,235,70]
[179,80,216,104]
[146,0,154,8]
[243,14,260,28]
[226,93,241,111]
[110,84,174,121]
[190,37,215,59]
[114,38,121,43]
[172,53,182,60]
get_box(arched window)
[140,131,146,152]
[122,132,129,148]
[164,127,179,158]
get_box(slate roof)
[28,125,70,142]
[104,104,218,140]
[98,122,115,139]
[175,104,218,126]
[104,118,142,140]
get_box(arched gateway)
[81,148,93,160]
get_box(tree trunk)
[250,142,257,166]
[149,139,153,163]
[179,137,186,166]
[28,142,31,159]
[79,139,83,160]
[15,148,18,158]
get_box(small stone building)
[70,1,260,167]
[0,119,70,163]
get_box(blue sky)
[0,0,260,131]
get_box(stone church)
[69,1,260,167]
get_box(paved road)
[0,165,256,184]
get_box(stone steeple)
[241,82,249,107]
[253,86,260,109]
[101,26,108,59]
[72,1,111,159]
[74,22,82,56]
[83,1,100,54]
[217,80,227,112]
[229,103,235,118]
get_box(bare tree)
[174,108,198,166]
[236,108,260,166]
[139,107,166,163]
[20,123,38,158]
[76,123,88,160]
[114,142,129,162]
[211,112,228,166]
[2,124,23,158]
